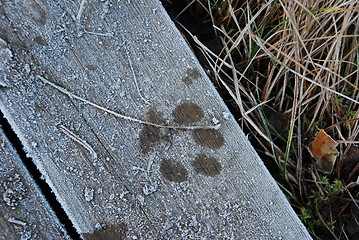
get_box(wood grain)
[0,0,312,239]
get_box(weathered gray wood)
[0,127,69,239]
[0,0,311,239]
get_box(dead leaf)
[309,129,339,173]
[346,145,359,165]
[344,145,359,180]
[264,107,289,136]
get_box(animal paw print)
[139,101,225,183]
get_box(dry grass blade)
[37,75,219,130]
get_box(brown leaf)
[309,129,339,173]
[343,145,359,179]
[264,107,289,136]
[346,145,359,163]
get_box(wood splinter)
[37,75,220,130]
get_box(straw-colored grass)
[163,0,359,239]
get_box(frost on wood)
[2,174,27,208]
[0,128,69,239]
[0,37,13,87]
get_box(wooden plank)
[0,0,312,239]
[0,126,69,239]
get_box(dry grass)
[163,0,359,239]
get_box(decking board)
[0,0,311,239]
[0,127,69,239]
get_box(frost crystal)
[2,174,27,208]
[84,187,94,202]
